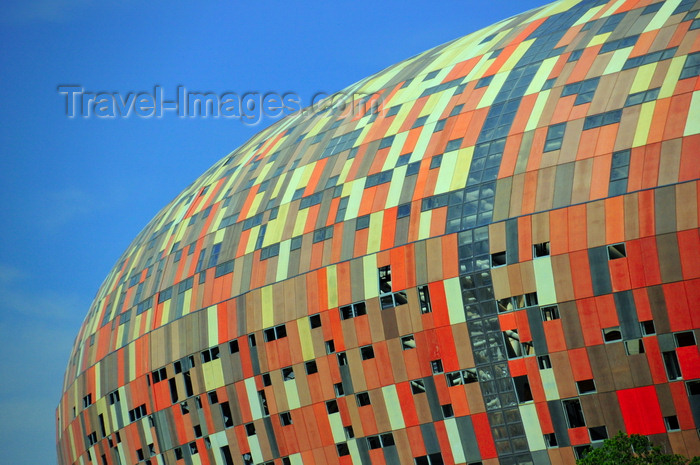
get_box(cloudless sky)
[0,1,547,463]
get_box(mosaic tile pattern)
[57,0,700,463]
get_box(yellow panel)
[366,211,384,255]
[382,385,406,430]
[284,378,301,410]
[261,286,274,328]
[525,91,550,132]
[363,254,379,300]
[684,91,700,136]
[326,265,338,309]
[659,56,685,98]
[644,0,682,32]
[477,72,509,109]
[418,211,432,241]
[633,101,656,147]
[435,151,458,195]
[450,147,474,191]
[603,47,634,75]
[275,240,291,282]
[525,56,557,95]
[444,277,467,325]
[540,367,560,400]
[444,419,466,463]
[245,377,263,419]
[533,256,557,305]
[381,130,409,170]
[297,318,314,361]
[520,403,547,451]
[386,165,408,209]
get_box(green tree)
[576,431,698,465]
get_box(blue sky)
[0,1,546,463]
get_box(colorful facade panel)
[58,0,700,464]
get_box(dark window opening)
[607,243,626,259]
[305,360,318,375]
[326,400,339,414]
[229,339,239,353]
[356,392,371,406]
[280,412,292,426]
[491,251,506,267]
[245,423,255,436]
[361,345,375,360]
[326,340,335,354]
[431,359,443,374]
[441,404,455,418]
[411,379,426,394]
[544,432,558,448]
[625,339,645,355]
[336,443,350,456]
[538,355,552,369]
[589,426,608,442]
[664,351,682,381]
[577,379,596,394]
[563,398,586,428]
[665,415,680,431]
[282,367,295,381]
[675,331,696,347]
[378,266,392,294]
[418,285,432,314]
[533,242,550,257]
[401,335,416,350]
[603,327,622,342]
[309,313,322,328]
[641,320,656,336]
[514,375,533,403]
[541,305,560,321]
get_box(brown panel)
[627,352,653,387]
[515,131,536,176]
[607,343,635,391]
[509,173,526,217]
[580,394,604,426]
[559,120,584,166]
[586,200,606,248]
[489,221,507,254]
[655,185,677,235]
[493,177,513,222]
[491,266,511,300]
[551,351,577,398]
[560,301,584,349]
[623,192,640,240]
[658,139,681,187]
[657,233,684,284]
[587,345,614,393]
[532,211,550,245]
[426,237,444,284]
[655,383,675,416]
[647,285,671,334]
[535,166,557,213]
[571,158,593,205]
[676,182,698,231]
[551,255,575,303]
[597,391,625,435]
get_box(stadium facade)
[57,0,700,463]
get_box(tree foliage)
[576,432,699,465]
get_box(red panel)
[678,229,700,279]
[472,412,498,459]
[663,282,692,331]
[669,381,697,430]
[617,385,665,435]
[679,135,700,182]
[577,297,603,346]
[568,426,590,445]
[569,250,594,299]
[568,347,593,381]
[677,346,700,379]
[642,337,669,384]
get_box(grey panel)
[547,400,570,447]
[588,246,612,296]
[355,437,371,465]
[383,446,401,465]
[527,306,548,354]
[339,365,355,395]
[262,416,279,458]
[552,162,575,209]
[614,291,640,339]
[420,422,441,454]
[456,415,482,463]
[531,449,551,465]
[657,333,676,352]
[422,376,444,422]
[506,218,519,265]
